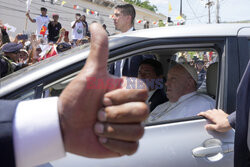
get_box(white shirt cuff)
[13,97,65,167]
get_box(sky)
[144,0,250,24]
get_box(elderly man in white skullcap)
[147,63,215,122]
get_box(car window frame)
[3,37,228,124]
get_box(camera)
[18,34,28,40]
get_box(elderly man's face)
[165,66,191,102]
[6,52,20,63]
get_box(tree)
[124,0,158,12]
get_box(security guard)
[0,42,24,78]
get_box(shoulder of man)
[1,55,16,75]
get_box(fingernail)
[98,109,107,122]
[94,123,104,134]
[103,97,112,106]
[99,137,108,144]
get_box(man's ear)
[127,15,132,25]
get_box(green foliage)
[124,0,158,12]
[158,20,165,27]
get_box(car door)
[49,37,234,167]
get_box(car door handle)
[192,145,222,157]
[192,144,234,158]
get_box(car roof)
[1,24,250,97]
[112,23,250,38]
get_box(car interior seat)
[206,62,218,99]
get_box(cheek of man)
[166,74,186,102]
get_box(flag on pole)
[168,1,172,12]
[109,14,114,19]
[61,1,66,6]
[176,15,183,20]
[86,9,90,15]
[137,20,142,23]
[26,0,32,11]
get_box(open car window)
[40,46,219,125]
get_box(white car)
[1,24,250,167]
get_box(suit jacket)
[234,60,250,167]
[148,89,168,112]
[0,100,19,167]
[109,55,156,77]
[228,111,236,129]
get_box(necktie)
[114,60,122,77]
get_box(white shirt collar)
[147,89,157,103]
[126,27,134,32]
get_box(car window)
[12,88,35,101]
[40,46,219,124]
[42,72,79,98]
[141,49,219,124]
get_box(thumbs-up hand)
[58,23,149,158]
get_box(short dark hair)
[76,13,81,16]
[41,7,47,11]
[139,59,163,76]
[115,4,136,25]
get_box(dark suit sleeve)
[0,57,9,78]
[227,111,236,129]
[0,100,19,167]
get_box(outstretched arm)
[26,12,36,23]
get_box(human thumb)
[83,23,109,73]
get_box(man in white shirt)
[26,7,50,38]
[147,63,215,122]
[113,4,136,33]
[111,4,155,77]
[0,23,149,167]
[71,13,85,45]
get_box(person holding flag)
[26,7,50,40]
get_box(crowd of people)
[0,6,111,78]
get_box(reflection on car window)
[14,88,35,101]
[42,72,78,98]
